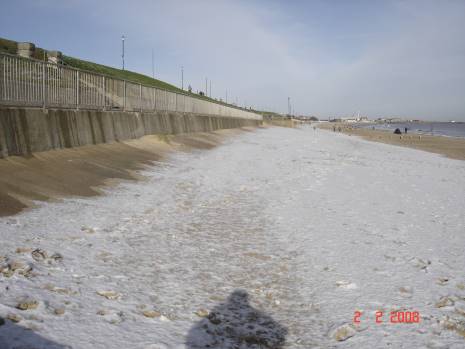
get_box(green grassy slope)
[0,37,276,115]
[62,55,184,93]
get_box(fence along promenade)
[0,52,261,120]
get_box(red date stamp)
[353,310,420,324]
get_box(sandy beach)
[1,126,465,348]
[318,122,465,161]
[0,128,256,217]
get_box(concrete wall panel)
[0,107,261,158]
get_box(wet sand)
[0,128,257,217]
[318,122,465,161]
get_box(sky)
[1,0,465,121]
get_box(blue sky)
[1,0,465,120]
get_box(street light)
[121,35,125,70]
[151,49,155,78]
[181,66,184,90]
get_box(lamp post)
[151,49,154,78]
[121,35,125,70]
[181,66,184,90]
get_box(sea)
[357,122,465,138]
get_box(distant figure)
[338,127,342,132]
[404,127,408,134]
[394,128,402,134]
[333,126,336,132]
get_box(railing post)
[76,70,80,110]
[2,55,5,102]
[42,61,47,109]
[152,87,156,111]
[139,83,142,112]
[102,75,106,111]
[123,80,126,111]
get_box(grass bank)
[0,37,266,114]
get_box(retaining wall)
[0,107,262,158]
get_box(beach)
[318,122,465,161]
[0,129,255,217]
[1,126,465,348]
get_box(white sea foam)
[0,126,464,348]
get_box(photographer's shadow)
[0,319,70,349]
[186,289,287,348]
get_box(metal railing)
[0,52,262,120]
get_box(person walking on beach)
[404,127,408,134]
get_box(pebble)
[399,286,413,298]
[440,316,465,337]
[8,260,26,272]
[16,247,32,254]
[454,304,465,317]
[6,313,22,323]
[44,284,73,295]
[143,310,161,318]
[17,298,39,311]
[331,323,356,341]
[411,257,431,271]
[50,253,64,262]
[2,269,14,278]
[54,308,65,316]
[81,226,96,234]
[194,308,209,317]
[436,296,455,308]
[97,291,121,300]
[31,249,48,261]
[436,277,449,286]
[208,312,221,325]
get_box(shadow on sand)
[186,289,287,348]
[0,319,69,349]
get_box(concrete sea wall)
[0,107,262,158]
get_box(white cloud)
[19,0,465,120]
